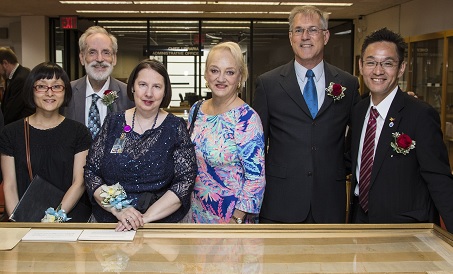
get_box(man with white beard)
[64,26,134,139]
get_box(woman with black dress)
[0,62,92,221]
[84,59,196,231]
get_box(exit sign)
[60,16,78,30]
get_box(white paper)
[78,229,136,241]
[22,229,83,242]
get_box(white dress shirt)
[354,86,398,196]
[84,77,111,127]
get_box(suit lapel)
[370,89,405,184]
[74,77,87,124]
[352,98,371,164]
[108,78,122,113]
[279,61,312,118]
[317,63,335,117]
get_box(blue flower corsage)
[100,183,133,211]
[41,204,71,223]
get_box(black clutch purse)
[9,175,91,222]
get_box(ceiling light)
[76,10,139,13]
[61,1,133,4]
[134,1,205,4]
[140,11,203,13]
[279,2,352,6]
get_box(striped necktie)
[359,107,379,212]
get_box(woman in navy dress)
[84,59,197,230]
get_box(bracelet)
[100,183,133,211]
[41,204,71,223]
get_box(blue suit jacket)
[253,60,360,223]
[63,76,134,125]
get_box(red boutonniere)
[390,132,416,155]
[326,82,346,101]
[101,90,119,110]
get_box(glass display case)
[405,31,453,167]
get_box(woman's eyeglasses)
[33,85,65,93]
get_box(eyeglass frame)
[290,26,327,37]
[33,84,65,93]
[362,59,401,70]
[85,49,114,59]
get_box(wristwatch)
[232,215,244,224]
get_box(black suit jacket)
[63,76,134,125]
[253,60,360,223]
[351,89,453,232]
[1,65,34,125]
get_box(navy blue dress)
[84,111,197,223]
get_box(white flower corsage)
[100,183,133,211]
[326,82,346,101]
[41,204,71,223]
[390,132,416,155]
[101,90,119,110]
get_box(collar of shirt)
[294,61,325,85]
[369,86,399,121]
[85,76,111,99]
[8,63,19,80]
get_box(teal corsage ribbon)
[100,183,133,211]
[41,204,71,223]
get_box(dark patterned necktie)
[88,94,101,139]
[359,107,379,212]
[303,69,318,118]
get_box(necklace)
[129,108,159,133]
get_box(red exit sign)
[60,16,78,30]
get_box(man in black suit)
[0,47,33,125]
[350,28,453,233]
[63,26,133,139]
[253,5,360,223]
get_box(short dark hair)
[23,62,72,108]
[126,59,172,108]
[361,27,407,66]
[0,47,18,64]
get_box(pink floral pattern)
[189,102,266,223]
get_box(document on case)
[78,229,136,241]
[22,229,83,242]
[0,228,31,250]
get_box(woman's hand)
[113,207,144,231]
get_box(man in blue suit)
[253,5,360,223]
[64,26,133,138]
[350,28,453,233]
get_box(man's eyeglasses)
[291,27,326,36]
[363,60,399,70]
[34,84,65,93]
[86,49,113,58]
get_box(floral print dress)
[188,101,266,223]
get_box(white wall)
[0,17,23,62]
[21,16,48,69]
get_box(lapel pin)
[389,117,395,128]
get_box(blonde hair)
[205,42,248,89]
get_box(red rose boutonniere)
[101,90,119,111]
[390,132,416,155]
[326,82,346,101]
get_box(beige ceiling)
[1,0,412,19]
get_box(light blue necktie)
[303,69,318,118]
[88,94,101,139]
